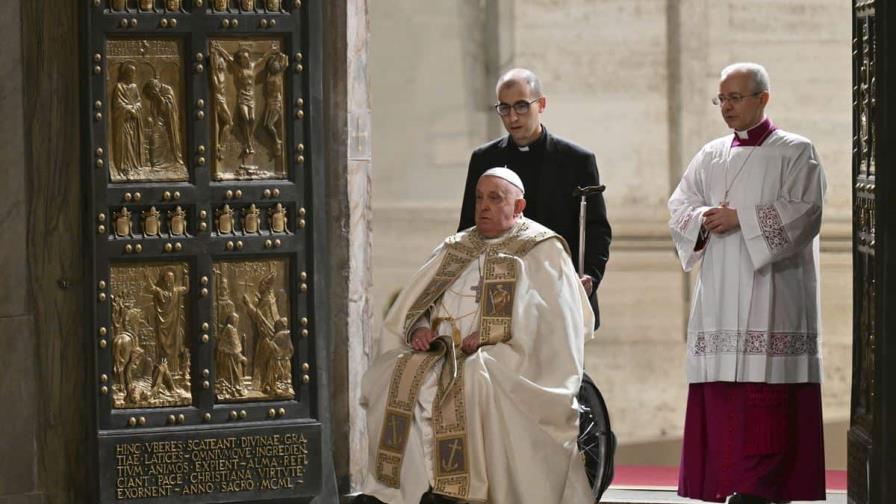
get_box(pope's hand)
[461,331,481,354]
[703,206,740,234]
[580,275,593,296]
[410,327,437,351]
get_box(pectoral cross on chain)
[470,276,483,304]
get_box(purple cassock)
[678,382,826,502]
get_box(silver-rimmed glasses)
[712,92,762,106]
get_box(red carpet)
[611,465,847,491]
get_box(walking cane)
[572,185,606,277]
[572,184,616,502]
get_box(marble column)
[347,0,373,491]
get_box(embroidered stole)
[374,220,559,499]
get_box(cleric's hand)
[410,327,437,351]
[703,205,740,234]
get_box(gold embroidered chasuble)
[361,218,596,504]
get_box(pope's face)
[718,71,768,131]
[497,81,545,147]
[475,176,525,238]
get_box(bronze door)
[81,1,333,502]
[850,1,896,502]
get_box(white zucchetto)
[480,167,525,195]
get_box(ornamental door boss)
[82,1,329,502]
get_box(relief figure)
[266,0,281,10]
[242,272,292,395]
[216,312,248,397]
[145,268,189,375]
[214,271,237,329]
[211,42,259,169]
[273,318,293,387]
[254,317,292,395]
[262,50,288,159]
[106,39,188,183]
[208,38,286,181]
[213,259,293,402]
[110,263,192,408]
[210,44,234,161]
[234,46,258,166]
[111,296,147,404]
[143,77,185,169]
[111,62,146,179]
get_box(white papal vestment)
[360,219,594,504]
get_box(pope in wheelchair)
[357,168,611,504]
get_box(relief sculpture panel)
[209,38,288,180]
[109,263,192,408]
[106,39,188,183]
[213,259,294,402]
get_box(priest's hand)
[703,206,740,234]
[410,327,437,351]
[580,275,593,296]
[461,331,481,354]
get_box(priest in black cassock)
[458,68,612,328]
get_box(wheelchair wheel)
[577,372,616,502]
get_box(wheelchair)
[577,372,616,503]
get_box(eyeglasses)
[712,92,762,106]
[494,97,540,116]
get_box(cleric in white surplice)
[357,168,595,504]
[669,63,827,504]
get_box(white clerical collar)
[734,117,767,139]
[517,145,530,152]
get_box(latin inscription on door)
[100,425,321,502]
